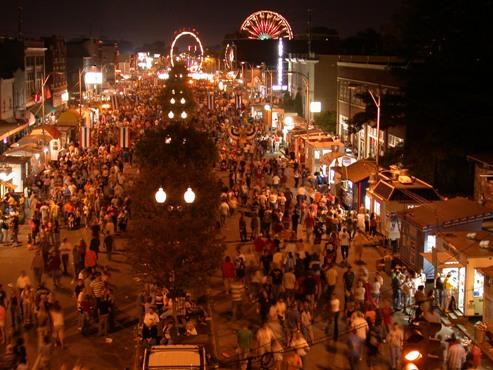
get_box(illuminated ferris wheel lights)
[170,30,204,72]
[240,10,293,40]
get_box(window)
[374,201,381,216]
[388,134,404,148]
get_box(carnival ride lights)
[240,10,293,40]
[170,30,204,72]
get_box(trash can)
[475,322,487,344]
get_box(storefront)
[0,156,31,194]
[333,159,376,210]
[398,197,493,278]
[428,231,493,316]
[304,138,345,175]
[366,170,441,237]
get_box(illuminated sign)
[61,91,69,102]
[310,101,322,113]
[85,71,103,85]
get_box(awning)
[28,102,55,118]
[57,111,81,127]
[420,251,463,268]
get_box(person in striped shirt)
[230,278,245,320]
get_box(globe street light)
[181,111,188,119]
[168,111,175,119]
[184,187,196,204]
[155,187,167,203]
[180,97,186,104]
[170,98,176,104]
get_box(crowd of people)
[208,87,483,370]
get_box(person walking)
[49,301,65,348]
[447,335,467,370]
[230,278,245,320]
[339,228,350,261]
[31,250,44,286]
[222,256,235,294]
[236,324,253,369]
[387,322,404,370]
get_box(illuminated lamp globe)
[155,187,167,204]
[181,111,187,119]
[180,97,186,104]
[168,111,175,119]
[264,104,271,111]
[184,187,195,204]
[35,153,40,160]
[43,147,49,153]
[170,98,176,104]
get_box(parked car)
[142,344,207,370]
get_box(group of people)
[207,85,485,370]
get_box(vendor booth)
[0,156,32,194]
[366,168,441,237]
[426,231,493,316]
[398,197,493,280]
[333,159,376,210]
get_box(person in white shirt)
[351,311,369,341]
[371,277,382,306]
[329,294,340,341]
[353,280,366,310]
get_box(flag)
[80,127,91,148]
[235,94,242,110]
[207,93,215,110]
[119,126,130,148]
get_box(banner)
[235,94,242,110]
[207,93,215,110]
[111,95,119,110]
[80,127,91,148]
[119,126,130,148]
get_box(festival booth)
[428,231,493,316]
[0,156,32,194]
[365,167,441,237]
[398,197,493,279]
[56,110,81,143]
[281,114,304,143]
[481,266,493,329]
[333,159,376,210]
[286,128,325,164]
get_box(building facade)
[24,40,46,108]
[42,36,68,108]
[336,55,406,159]
[287,54,338,124]
[0,77,14,120]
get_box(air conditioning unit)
[479,240,490,249]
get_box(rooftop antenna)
[17,0,24,39]
[307,8,312,57]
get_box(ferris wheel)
[224,43,237,70]
[170,29,204,72]
[240,10,293,40]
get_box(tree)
[129,124,223,291]
[293,90,303,117]
[314,110,337,133]
[351,91,407,133]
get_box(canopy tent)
[14,134,52,147]
[57,111,81,127]
[4,144,43,157]
[320,151,344,165]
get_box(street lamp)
[184,187,196,204]
[155,186,196,211]
[168,111,175,119]
[170,98,176,104]
[180,97,186,105]
[181,111,187,119]
[368,88,382,168]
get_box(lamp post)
[368,88,381,168]
[155,186,196,212]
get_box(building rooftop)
[438,231,493,259]
[335,159,376,184]
[400,197,493,229]
[468,153,493,168]
[371,178,441,202]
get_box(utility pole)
[17,0,23,39]
[368,88,381,168]
[307,9,312,57]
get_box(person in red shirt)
[222,256,235,294]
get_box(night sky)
[0,0,401,47]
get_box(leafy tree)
[351,91,407,133]
[314,110,337,133]
[129,124,223,291]
[293,90,304,117]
